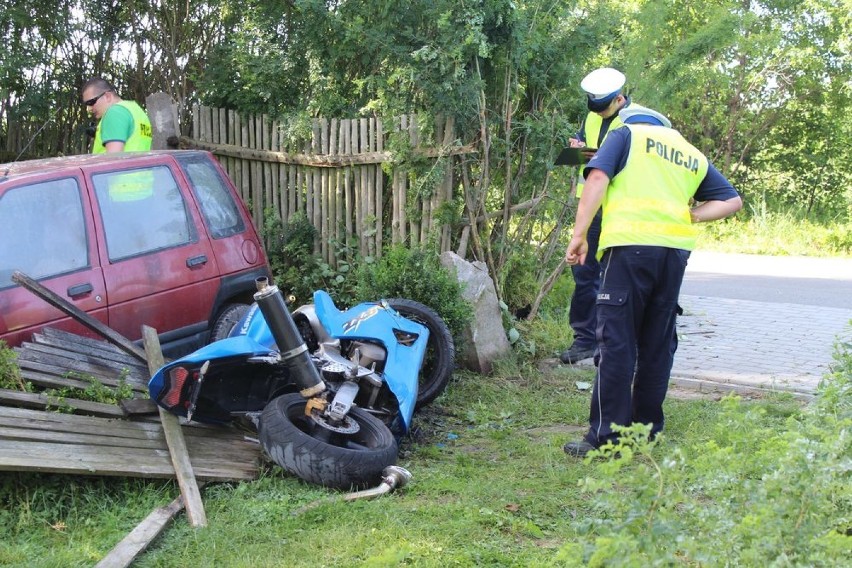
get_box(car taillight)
[160,366,190,410]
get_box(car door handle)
[186,254,208,268]
[67,283,94,297]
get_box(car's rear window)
[0,177,88,287]
[93,165,196,261]
[177,155,245,239]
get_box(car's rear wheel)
[210,303,250,342]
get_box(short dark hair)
[82,77,115,94]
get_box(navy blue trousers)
[568,209,602,349]
[584,245,689,447]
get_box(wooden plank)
[0,426,166,449]
[0,406,168,438]
[262,114,273,217]
[94,493,185,568]
[0,440,257,480]
[375,117,384,257]
[19,368,111,392]
[36,329,147,368]
[16,343,148,385]
[120,398,158,416]
[0,389,126,418]
[21,333,148,376]
[142,326,207,527]
[11,271,147,362]
[14,357,147,392]
[240,114,250,206]
[38,327,148,370]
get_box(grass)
[2,351,846,567]
[695,206,852,257]
[1,206,849,566]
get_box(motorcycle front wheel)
[259,393,398,490]
[386,298,455,409]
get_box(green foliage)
[354,244,472,344]
[697,200,852,256]
[263,210,359,305]
[560,338,852,565]
[44,371,134,410]
[0,341,26,391]
[499,246,542,313]
[622,0,851,219]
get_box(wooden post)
[142,326,207,528]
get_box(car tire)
[210,303,250,342]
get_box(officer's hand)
[568,138,584,148]
[565,236,588,266]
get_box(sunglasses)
[83,91,109,107]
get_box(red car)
[0,150,270,357]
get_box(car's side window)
[178,156,245,239]
[0,177,88,287]
[93,166,196,261]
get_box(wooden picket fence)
[183,107,474,266]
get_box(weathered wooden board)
[38,328,147,369]
[0,406,260,481]
[0,388,127,418]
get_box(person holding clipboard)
[559,67,633,365]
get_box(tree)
[621,0,851,217]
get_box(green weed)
[0,341,27,391]
[43,370,134,410]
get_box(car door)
[0,172,108,345]
[86,157,221,342]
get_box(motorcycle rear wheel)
[259,393,398,489]
[386,299,455,408]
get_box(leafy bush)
[557,333,852,566]
[44,371,135,410]
[354,245,472,345]
[0,341,26,391]
[263,211,358,305]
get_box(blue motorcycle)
[149,278,454,489]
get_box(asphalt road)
[682,251,852,309]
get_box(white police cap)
[618,104,672,128]
[580,67,626,100]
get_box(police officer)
[562,105,743,457]
[561,67,632,365]
[81,78,152,154]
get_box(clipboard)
[554,147,594,166]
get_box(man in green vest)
[562,105,742,457]
[81,78,152,153]
[561,67,631,365]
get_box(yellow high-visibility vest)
[93,101,152,154]
[576,111,624,197]
[598,124,709,257]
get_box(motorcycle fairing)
[312,291,429,431]
[148,334,276,412]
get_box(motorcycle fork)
[327,380,359,421]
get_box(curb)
[669,375,814,401]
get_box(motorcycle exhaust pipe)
[343,466,413,502]
[254,277,325,397]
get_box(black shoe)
[563,440,596,457]
[560,345,595,364]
